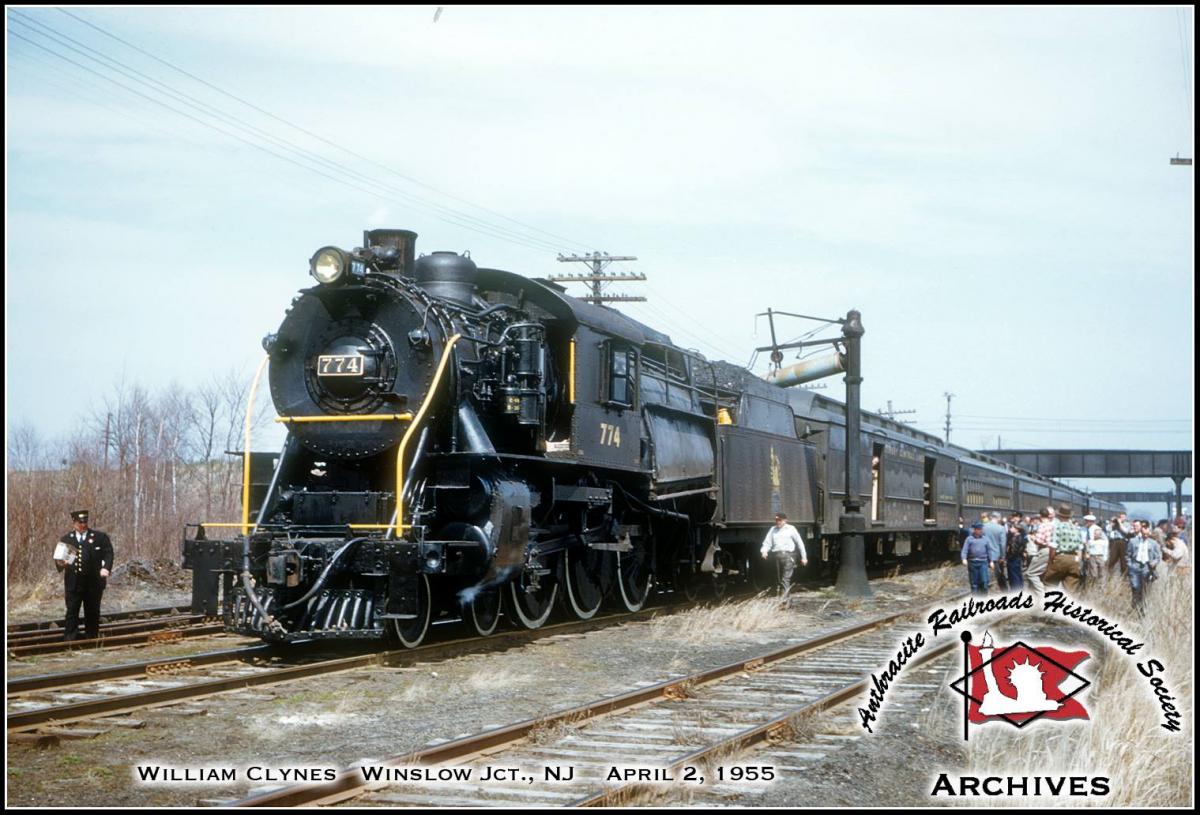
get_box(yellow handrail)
[569,338,576,404]
[275,413,413,424]
[242,355,271,536]
[391,333,462,539]
[224,337,460,540]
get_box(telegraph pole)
[943,392,954,443]
[551,252,646,304]
[878,400,916,423]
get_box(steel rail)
[574,630,962,806]
[228,594,967,807]
[6,605,184,633]
[6,624,228,658]
[7,644,278,695]
[6,614,205,645]
[6,602,687,734]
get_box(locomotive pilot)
[54,509,114,641]
[761,512,808,603]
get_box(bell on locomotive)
[182,228,535,647]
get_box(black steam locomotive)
[183,228,1120,646]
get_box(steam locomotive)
[183,228,1121,646]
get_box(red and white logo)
[950,631,1091,735]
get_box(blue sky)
[5,6,1193,513]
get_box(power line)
[1178,8,1193,130]
[6,23,565,255]
[952,428,1192,434]
[54,7,596,254]
[14,16,750,369]
[639,281,747,361]
[12,10,764,369]
[9,10,580,254]
[956,414,1189,423]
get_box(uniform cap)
[971,522,984,529]
[1083,514,1097,522]
[70,509,89,523]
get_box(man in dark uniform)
[55,510,113,640]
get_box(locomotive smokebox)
[415,251,478,306]
[363,229,418,276]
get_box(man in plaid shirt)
[1043,504,1084,593]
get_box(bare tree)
[7,372,278,589]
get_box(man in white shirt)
[760,512,808,602]
[1081,514,1108,591]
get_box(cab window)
[603,342,637,408]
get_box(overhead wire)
[12,9,785,373]
[54,7,596,255]
[951,427,1190,434]
[6,41,200,145]
[18,8,844,381]
[1177,8,1193,130]
[14,14,758,373]
[957,414,1189,423]
[7,27,461,222]
[8,10,576,255]
[636,282,747,361]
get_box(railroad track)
[4,561,942,662]
[7,613,207,646]
[6,616,228,658]
[227,593,968,807]
[6,560,946,698]
[7,605,185,634]
[5,601,692,737]
[7,643,279,695]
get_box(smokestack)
[363,229,418,277]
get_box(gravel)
[6,566,965,807]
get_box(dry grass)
[387,680,438,704]
[526,709,587,745]
[6,577,60,617]
[461,666,529,692]
[646,594,793,645]
[912,564,962,601]
[962,573,1193,807]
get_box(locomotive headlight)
[310,246,348,285]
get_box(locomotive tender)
[183,228,1121,646]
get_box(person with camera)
[1107,512,1130,576]
[1161,530,1190,577]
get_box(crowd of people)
[959,506,1191,614]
